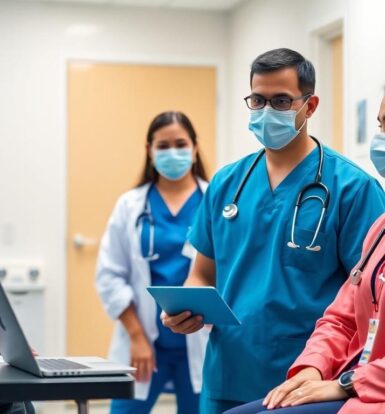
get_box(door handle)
[73,233,99,249]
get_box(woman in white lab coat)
[96,111,209,414]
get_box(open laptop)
[0,282,135,377]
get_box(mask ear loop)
[294,96,312,135]
[296,117,307,134]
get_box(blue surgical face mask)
[370,132,385,177]
[248,102,308,150]
[154,148,193,180]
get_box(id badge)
[181,240,196,260]
[358,318,379,365]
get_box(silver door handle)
[73,233,99,249]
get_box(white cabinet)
[0,260,45,353]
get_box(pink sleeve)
[288,280,357,380]
[353,358,385,402]
[288,215,385,380]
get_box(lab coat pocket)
[282,226,327,272]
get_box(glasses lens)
[247,95,265,110]
[270,96,293,111]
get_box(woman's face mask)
[370,133,385,177]
[248,100,308,150]
[153,148,193,181]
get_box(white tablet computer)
[146,286,241,326]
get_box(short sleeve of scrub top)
[188,180,216,259]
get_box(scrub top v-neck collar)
[261,146,319,199]
[152,185,202,219]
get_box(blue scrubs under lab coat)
[189,145,385,403]
[142,185,202,349]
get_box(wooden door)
[67,63,216,355]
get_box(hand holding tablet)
[147,286,241,326]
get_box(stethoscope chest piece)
[349,227,385,286]
[223,203,238,219]
[287,241,300,249]
[350,269,362,285]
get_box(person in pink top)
[224,93,385,414]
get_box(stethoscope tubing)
[354,228,385,276]
[350,227,385,302]
[135,200,159,261]
[289,180,330,251]
[136,182,203,261]
[370,254,385,307]
[230,150,265,206]
[222,136,329,251]
[224,136,324,214]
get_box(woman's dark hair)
[137,111,208,186]
[250,48,316,95]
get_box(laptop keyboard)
[37,358,91,371]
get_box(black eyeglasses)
[244,93,311,111]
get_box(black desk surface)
[0,363,134,403]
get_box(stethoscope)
[222,136,330,252]
[350,227,385,292]
[136,194,160,261]
[135,183,203,261]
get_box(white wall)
[227,0,385,179]
[227,0,346,161]
[345,0,385,179]
[0,0,228,355]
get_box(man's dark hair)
[250,48,315,95]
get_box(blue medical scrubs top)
[189,145,385,402]
[142,185,202,349]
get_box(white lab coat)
[96,179,209,400]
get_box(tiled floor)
[37,395,176,414]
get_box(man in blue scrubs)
[162,48,385,413]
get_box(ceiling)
[23,0,247,11]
